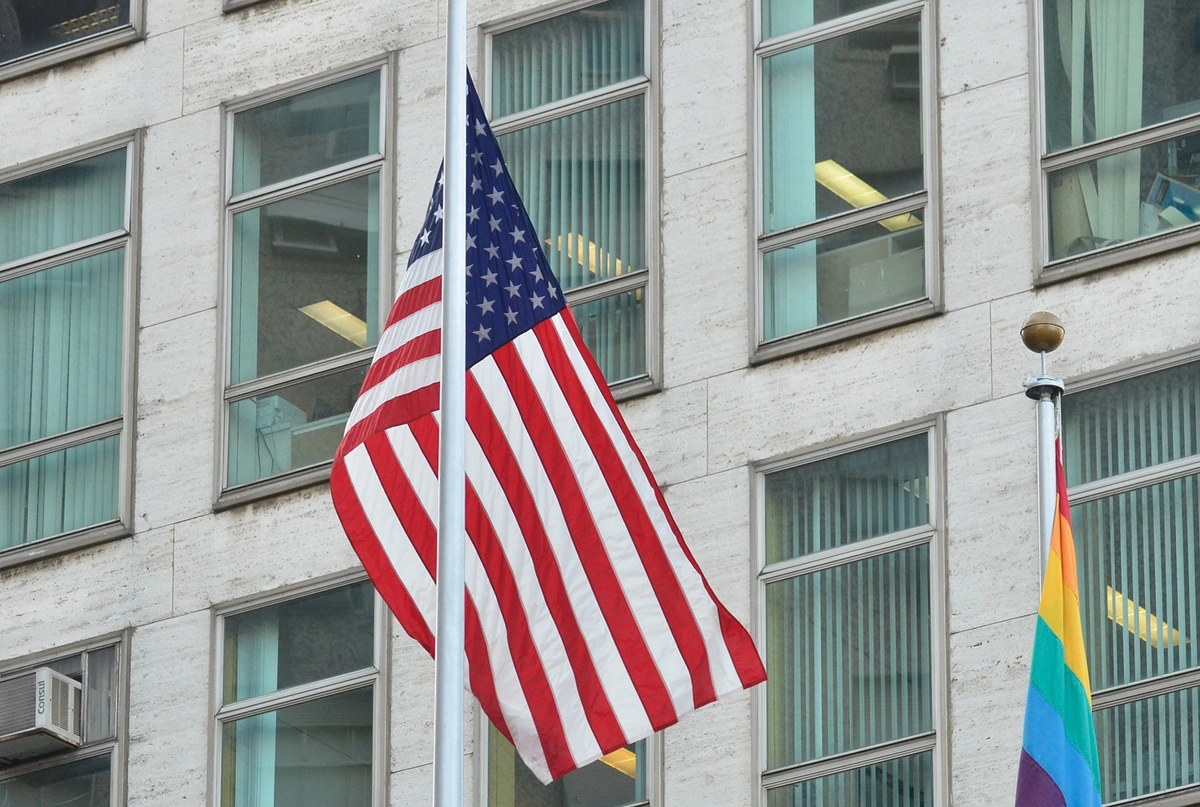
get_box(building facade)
[1,0,1199,806]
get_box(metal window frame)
[748,0,942,365]
[0,631,132,807]
[0,0,144,85]
[213,57,396,510]
[0,133,141,571]
[478,0,662,400]
[750,418,949,807]
[209,570,391,807]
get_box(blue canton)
[408,73,568,369]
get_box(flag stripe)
[385,275,442,330]
[1029,619,1102,781]
[1022,685,1102,807]
[1016,750,1068,807]
[339,386,442,459]
[362,330,442,396]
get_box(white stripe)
[345,354,441,431]
[550,316,746,693]
[463,409,603,766]
[401,248,443,289]
[375,300,441,360]
[386,423,548,780]
[471,356,653,743]
[342,440,437,628]
[508,328,696,719]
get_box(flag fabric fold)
[1015,439,1102,807]
[330,73,766,784]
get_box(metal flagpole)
[1021,312,1066,584]
[434,0,467,805]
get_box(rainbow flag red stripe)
[1015,439,1101,807]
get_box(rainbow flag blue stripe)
[1015,439,1102,807]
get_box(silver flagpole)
[1021,312,1065,584]
[434,0,467,805]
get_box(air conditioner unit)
[0,668,83,764]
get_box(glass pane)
[765,545,932,769]
[499,96,644,293]
[764,751,933,807]
[1044,0,1200,152]
[488,723,646,807]
[571,289,646,384]
[0,435,120,551]
[0,0,131,66]
[221,687,373,807]
[86,645,118,741]
[1074,473,1200,691]
[764,434,929,566]
[223,582,374,704]
[232,72,381,195]
[1096,685,1200,803]
[0,249,125,450]
[491,0,643,118]
[226,364,368,487]
[1047,134,1200,261]
[762,215,925,341]
[0,753,111,807]
[762,16,923,235]
[0,149,126,266]
[1063,361,1200,486]
[230,174,379,384]
[762,0,902,40]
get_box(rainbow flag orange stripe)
[1015,439,1101,807]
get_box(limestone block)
[660,156,752,389]
[145,0,221,37]
[940,75,1034,310]
[395,37,455,254]
[389,630,437,773]
[938,0,1028,98]
[134,309,218,532]
[139,108,222,329]
[620,380,709,489]
[664,690,754,807]
[0,526,173,660]
[944,394,1041,635]
[126,610,211,807]
[389,756,475,807]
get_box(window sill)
[1037,221,1200,286]
[214,463,333,512]
[609,373,661,403]
[0,27,142,85]
[751,298,941,366]
[0,521,131,571]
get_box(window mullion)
[216,669,378,723]
[761,731,936,789]
[0,419,123,471]
[758,194,928,253]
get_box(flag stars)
[510,228,526,243]
[486,188,505,206]
[491,159,504,176]
[505,280,522,298]
[473,323,491,342]
[505,255,523,272]
[467,206,480,223]
[547,284,558,299]
[470,149,484,165]
[465,233,477,251]
[477,297,496,314]
[471,176,483,193]
[481,268,499,286]
[474,120,488,136]
[504,308,519,325]
[529,292,545,310]
[488,216,502,232]
[531,266,544,282]
[484,244,501,261]
[419,229,431,245]
[433,205,444,222]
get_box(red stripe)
[488,341,679,732]
[386,276,441,329]
[558,310,767,689]
[337,385,442,460]
[466,372,626,756]
[362,433,438,578]
[531,320,718,708]
[361,330,442,395]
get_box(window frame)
[214,58,396,510]
[1031,3,1200,284]
[751,419,949,806]
[0,631,131,806]
[0,0,144,85]
[0,133,140,570]
[479,0,662,400]
[210,571,391,807]
[750,0,942,364]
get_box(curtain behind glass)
[765,751,932,807]
[1096,684,1200,802]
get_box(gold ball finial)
[1021,311,1065,354]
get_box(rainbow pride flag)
[1015,439,1101,807]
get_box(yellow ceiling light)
[814,159,921,233]
[299,300,368,348]
[547,234,625,277]
[598,747,637,778]
[1107,586,1185,648]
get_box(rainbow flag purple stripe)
[1015,439,1101,807]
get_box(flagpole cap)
[1021,311,1065,354]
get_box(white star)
[487,188,505,205]
[547,284,558,299]
[438,174,445,186]
[465,233,477,251]
[470,176,483,193]
[530,266,544,282]
[529,292,545,309]
[419,229,431,245]
[491,159,504,176]
[505,280,522,298]
[470,149,484,165]
[505,255,523,271]
[474,120,487,136]
[473,323,491,342]
[504,308,519,325]
[481,268,499,286]
[467,206,480,223]
[433,205,443,221]
[477,297,496,314]
[484,244,500,260]
[488,216,501,232]
[509,228,526,243]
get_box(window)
[754,0,937,358]
[1039,1,1200,276]
[0,140,135,565]
[220,67,389,505]
[1063,359,1200,804]
[485,0,657,394]
[0,0,141,82]
[757,430,942,806]
[0,637,126,807]
[215,579,385,807]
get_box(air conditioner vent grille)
[0,674,36,736]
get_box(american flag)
[331,75,766,784]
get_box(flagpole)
[1021,312,1065,584]
[434,0,467,805]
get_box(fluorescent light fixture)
[1106,585,1185,648]
[598,747,637,778]
[299,300,368,348]
[814,159,921,232]
[547,234,626,277]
